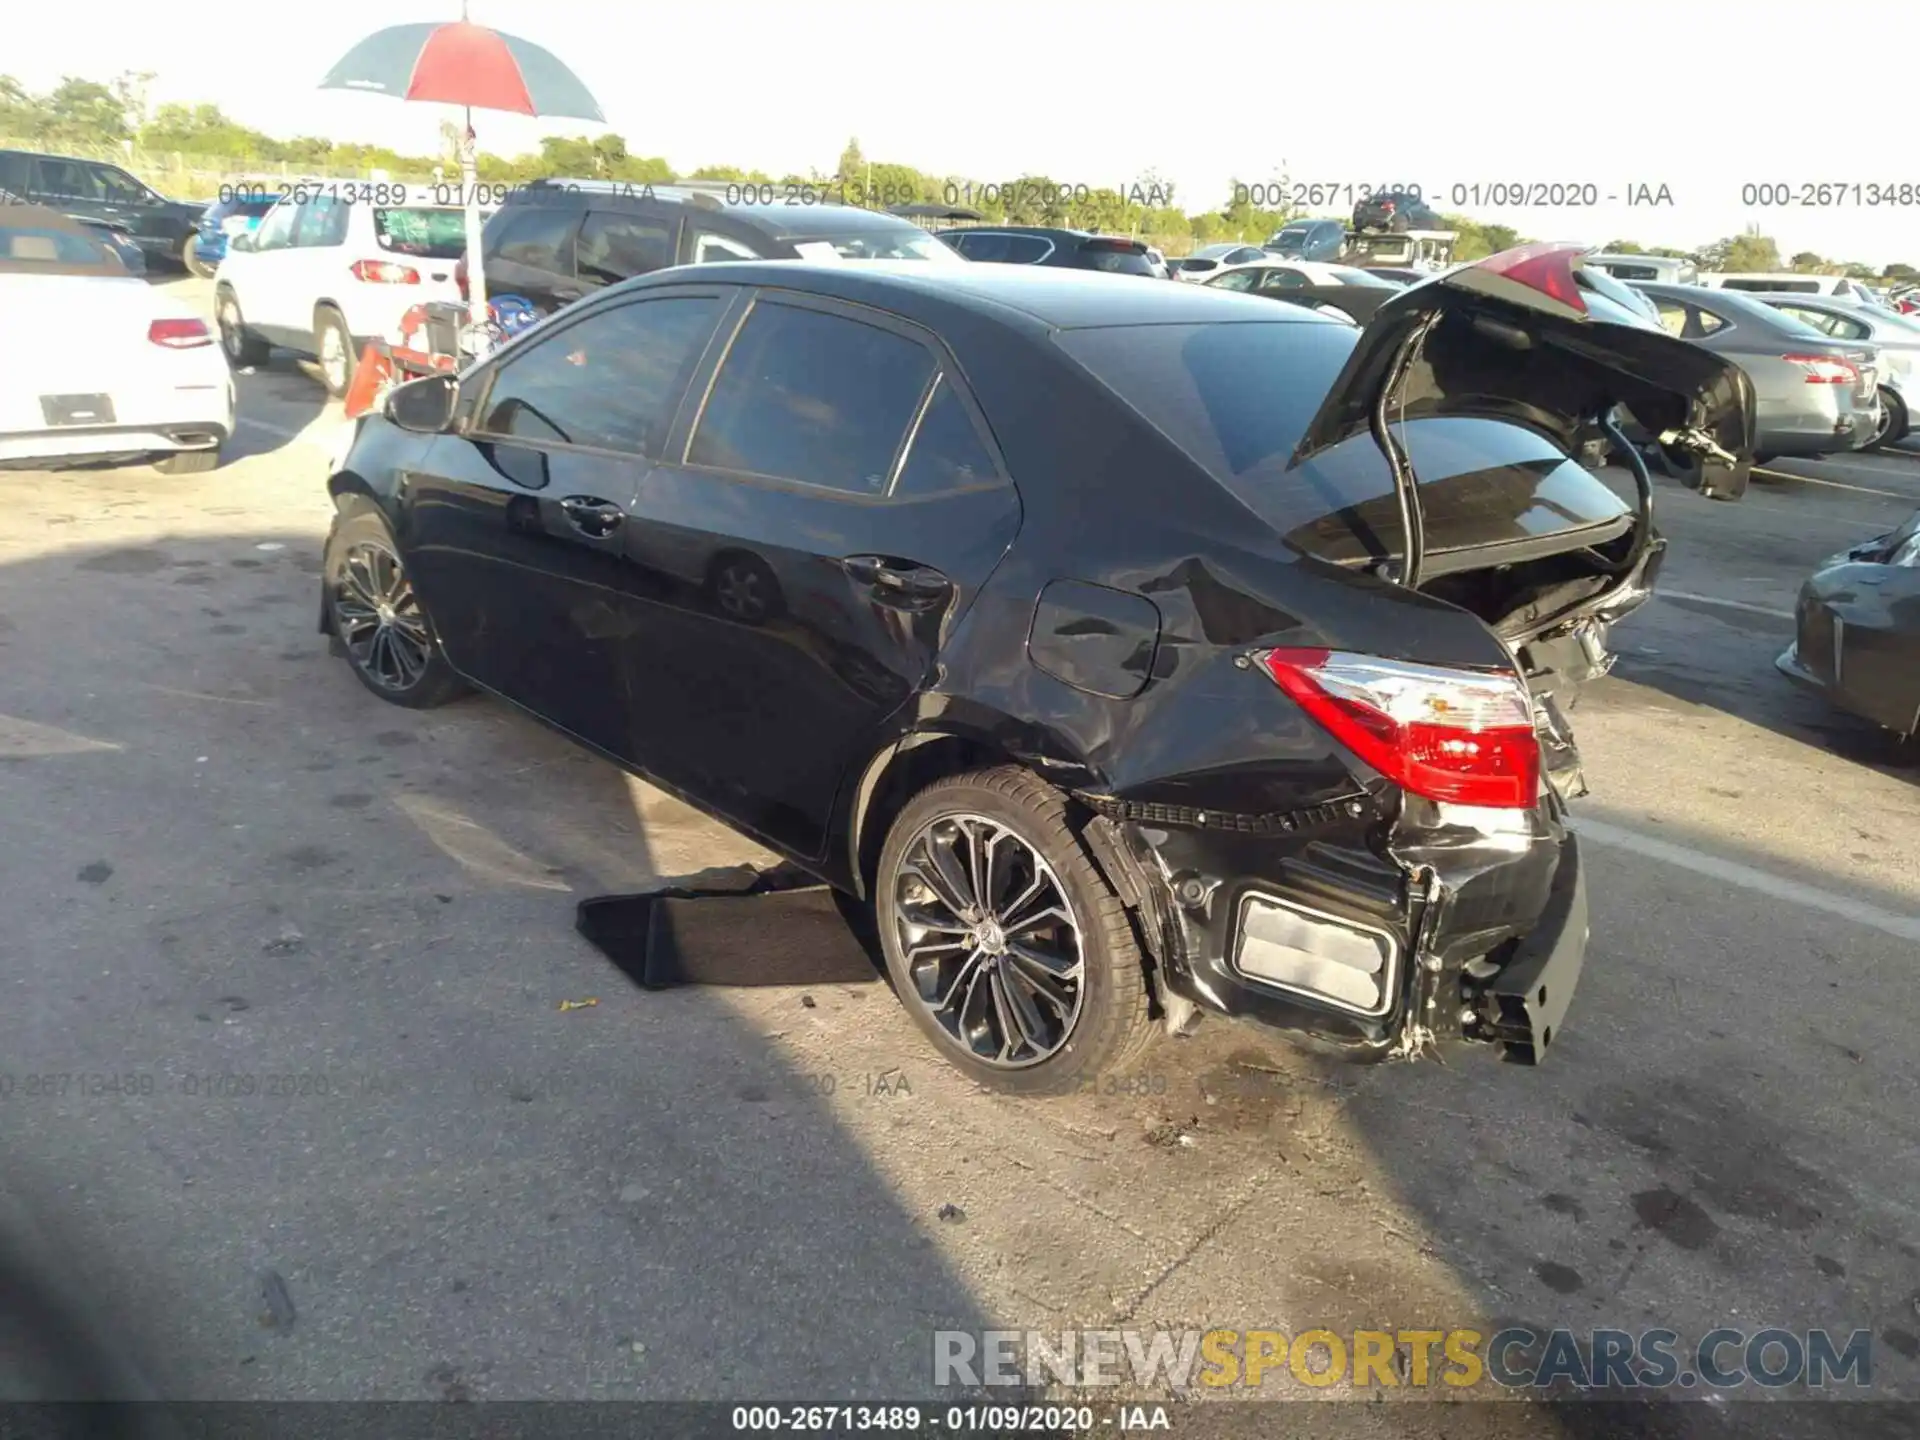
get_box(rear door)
[620,289,1022,859]
[228,197,303,339]
[397,286,735,756]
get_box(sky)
[10,0,1920,268]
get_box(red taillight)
[351,260,421,284]
[148,317,213,349]
[1083,238,1141,253]
[1782,353,1857,385]
[454,254,469,300]
[1381,201,1396,213]
[1469,241,1588,314]
[1258,647,1542,809]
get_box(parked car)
[1635,282,1881,468]
[1167,243,1269,282]
[319,244,1751,1091]
[0,148,205,272]
[1202,260,1405,324]
[1749,293,1920,448]
[1142,246,1171,279]
[213,185,478,396]
[1584,253,1698,286]
[1777,508,1920,745]
[1352,188,1440,233]
[0,185,143,274]
[1701,272,1883,305]
[1364,266,1429,285]
[477,179,964,319]
[0,204,231,472]
[188,190,285,279]
[1264,219,1346,262]
[944,225,1158,276]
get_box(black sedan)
[1778,510,1920,743]
[320,247,1750,1093]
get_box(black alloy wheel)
[323,508,467,708]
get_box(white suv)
[212,185,473,395]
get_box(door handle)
[843,555,952,609]
[560,495,624,537]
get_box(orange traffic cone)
[343,340,395,419]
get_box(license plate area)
[41,394,115,426]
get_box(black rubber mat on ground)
[575,863,886,991]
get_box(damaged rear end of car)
[1043,244,1755,1067]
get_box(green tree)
[836,137,865,187]
[1883,262,1917,280]
[1696,228,1780,272]
[1789,251,1826,271]
[38,76,130,146]
[1601,239,1644,253]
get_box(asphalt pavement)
[1,274,1915,1432]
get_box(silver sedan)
[1750,293,1920,448]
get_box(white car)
[1168,243,1269,282]
[213,184,473,397]
[0,206,233,473]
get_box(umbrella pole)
[460,107,490,336]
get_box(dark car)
[1364,266,1429,285]
[319,245,1750,1093]
[1635,282,1880,470]
[0,148,204,271]
[1778,510,1920,745]
[188,192,282,278]
[469,179,962,318]
[1264,219,1346,262]
[1352,188,1440,234]
[942,226,1159,276]
[0,184,143,274]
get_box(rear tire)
[215,286,269,367]
[874,766,1158,1096]
[181,234,215,279]
[154,448,219,474]
[315,307,356,399]
[323,507,468,709]
[1866,388,1906,451]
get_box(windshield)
[374,207,469,259]
[791,230,962,262]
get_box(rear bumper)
[0,382,235,467]
[1756,396,1876,455]
[1093,798,1589,1065]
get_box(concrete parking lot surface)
[2,275,1916,1432]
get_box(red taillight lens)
[351,260,421,284]
[1082,238,1142,254]
[1381,201,1396,213]
[1782,353,1857,384]
[1469,241,1588,314]
[454,254,469,300]
[148,317,213,348]
[1258,648,1542,809]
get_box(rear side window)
[692,228,763,262]
[1257,269,1308,291]
[475,295,723,455]
[491,206,579,270]
[576,211,673,282]
[0,222,104,265]
[33,159,101,199]
[690,301,936,493]
[294,197,350,247]
[375,207,467,258]
[1079,244,1153,275]
[1055,321,1357,482]
[0,153,29,190]
[895,379,998,496]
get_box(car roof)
[620,258,1335,331]
[501,180,931,238]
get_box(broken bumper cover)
[1091,805,1589,1064]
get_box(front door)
[395,287,735,757]
[621,291,1021,860]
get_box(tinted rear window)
[375,207,468,258]
[1078,243,1154,275]
[1,223,106,265]
[1054,321,1358,483]
[1723,278,1818,293]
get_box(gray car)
[1635,282,1881,464]
[1750,294,1920,448]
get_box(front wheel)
[216,287,269,368]
[314,308,356,399]
[323,508,468,708]
[874,767,1157,1096]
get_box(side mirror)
[228,232,253,253]
[385,373,459,434]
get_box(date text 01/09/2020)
[728,1404,1168,1432]
[1232,181,1676,209]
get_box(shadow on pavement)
[0,526,997,1401]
